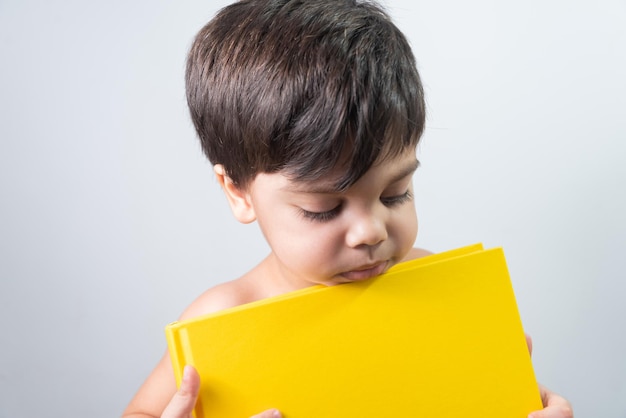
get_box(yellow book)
[165,244,543,417]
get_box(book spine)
[165,323,186,389]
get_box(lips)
[339,261,388,281]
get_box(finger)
[525,333,533,356]
[250,408,282,418]
[527,385,574,418]
[162,365,200,418]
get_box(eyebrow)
[285,158,420,194]
[386,158,421,186]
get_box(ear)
[214,165,256,224]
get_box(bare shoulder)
[179,277,257,321]
[402,247,433,262]
[178,257,283,321]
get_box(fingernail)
[183,365,192,381]
[272,409,282,418]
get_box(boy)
[124,1,573,417]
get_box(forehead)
[282,148,419,194]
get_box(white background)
[1,0,624,417]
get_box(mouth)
[339,261,388,282]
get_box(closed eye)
[380,190,413,207]
[299,205,341,222]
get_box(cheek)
[271,228,343,282]
[395,205,418,248]
[285,225,341,261]
[259,211,342,265]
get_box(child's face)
[246,147,419,290]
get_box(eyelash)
[299,190,413,223]
[300,207,341,222]
[381,190,413,207]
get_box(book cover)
[166,244,542,417]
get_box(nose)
[345,208,388,248]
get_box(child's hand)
[160,366,199,418]
[161,365,281,418]
[527,384,574,418]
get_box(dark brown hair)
[186,0,425,190]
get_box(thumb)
[162,365,200,418]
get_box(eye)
[380,190,413,207]
[299,205,341,223]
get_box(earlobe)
[214,165,256,224]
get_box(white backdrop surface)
[0,1,624,417]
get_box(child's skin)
[123,1,573,417]
[124,152,572,418]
